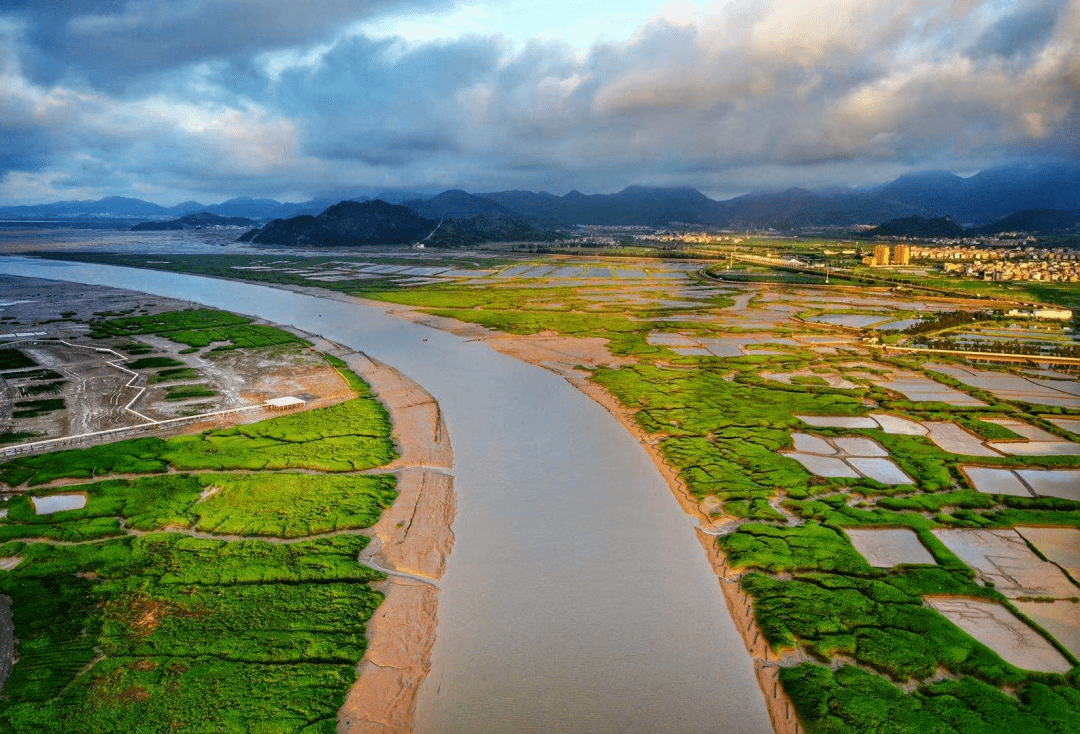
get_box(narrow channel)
[0,257,772,733]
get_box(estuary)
[0,256,771,734]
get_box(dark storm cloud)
[0,0,1077,204]
[6,0,447,91]
[259,0,1077,194]
[969,0,1068,59]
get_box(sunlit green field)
[19,250,1080,733]
[0,354,397,733]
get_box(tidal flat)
[2,241,1080,734]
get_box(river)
[0,256,771,734]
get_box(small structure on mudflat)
[264,396,306,411]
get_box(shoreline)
[0,276,455,734]
[0,280,457,732]
[2,268,783,731]
[570,370,803,734]
[296,288,801,734]
[185,277,799,733]
[302,340,456,734]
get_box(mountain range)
[867,210,1080,239]
[3,162,1078,232]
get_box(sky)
[0,0,1077,205]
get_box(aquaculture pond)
[0,257,770,734]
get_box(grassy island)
[0,346,397,732]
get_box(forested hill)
[238,199,555,248]
[131,212,258,231]
[239,200,435,246]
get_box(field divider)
[883,344,1080,366]
[0,404,266,458]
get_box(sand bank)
[353,311,800,734]
[298,343,456,734]
[339,578,440,734]
[178,281,793,732]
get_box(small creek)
[0,256,771,733]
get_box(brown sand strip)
[314,346,456,734]
[339,578,439,734]
[318,347,453,471]
[697,530,806,734]
[362,469,456,582]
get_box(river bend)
[0,257,771,734]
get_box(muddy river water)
[0,256,771,733]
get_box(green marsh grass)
[0,354,399,733]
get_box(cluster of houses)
[942,257,1080,283]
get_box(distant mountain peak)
[402,190,513,220]
[218,196,281,205]
[620,184,694,193]
[976,208,1080,234]
[240,199,434,247]
[99,195,150,203]
[892,170,964,183]
[617,184,710,199]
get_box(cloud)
[0,0,1077,203]
[6,0,447,91]
[969,0,1069,60]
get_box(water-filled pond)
[31,494,87,514]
